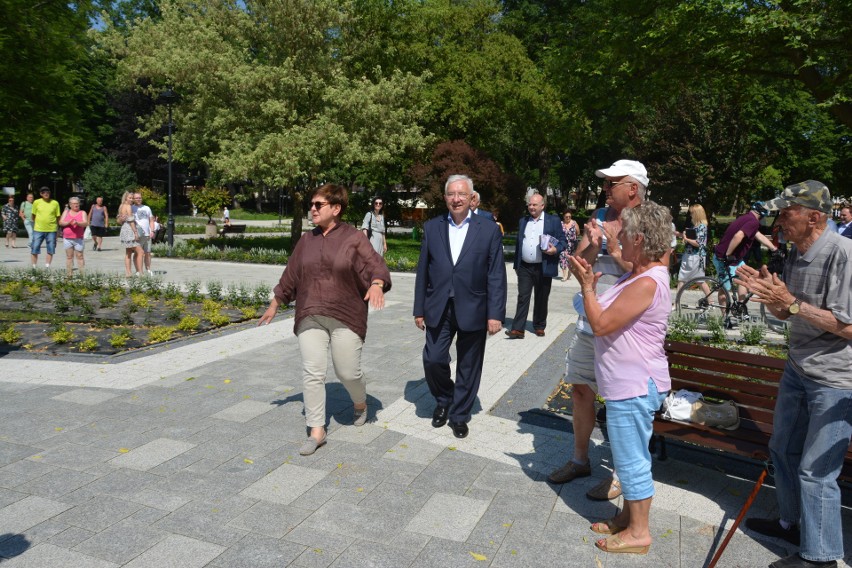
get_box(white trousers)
[297,315,366,428]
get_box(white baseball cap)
[595,159,649,187]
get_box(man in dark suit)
[838,205,852,239]
[470,191,494,221]
[414,174,507,438]
[505,192,566,338]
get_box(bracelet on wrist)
[371,281,383,287]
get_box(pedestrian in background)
[361,196,387,257]
[3,195,18,248]
[59,197,87,276]
[88,196,109,251]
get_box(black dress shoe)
[745,518,800,545]
[431,406,449,428]
[449,421,468,438]
[770,554,837,568]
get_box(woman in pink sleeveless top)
[59,197,88,277]
[568,201,673,556]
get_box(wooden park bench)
[653,340,852,567]
[218,224,246,237]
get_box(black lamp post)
[158,88,178,256]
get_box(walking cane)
[707,464,769,568]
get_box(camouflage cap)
[763,180,832,214]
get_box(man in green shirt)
[18,192,34,247]
[30,187,61,268]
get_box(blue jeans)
[606,379,669,501]
[31,230,56,256]
[769,362,852,562]
[710,255,743,291]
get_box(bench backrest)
[665,341,785,438]
[664,340,852,481]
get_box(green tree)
[0,0,103,182]
[188,186,230,224]
[80,155,137,208]
[102,0,430,246]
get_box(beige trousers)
[297,315,366,428]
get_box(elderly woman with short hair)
[260,184,392,456]
[568,201,673,555]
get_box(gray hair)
[445,175,473,195]
[627,177,647,200]
[69,197,80,204]
[526,191,546,206]
[470,190,480,201]
[620,201,672,261]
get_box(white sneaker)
[44,264,50,269]
[147,270,153,276]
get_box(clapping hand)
[568,255,601,293]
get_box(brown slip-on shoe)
[547,460,591,484]
[533,329,545,336]
[586,477,622,500]
[505,330,525,339]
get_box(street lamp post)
[158,89,178,256]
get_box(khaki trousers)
[297,315,366,428]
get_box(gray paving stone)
[472,462,542,495]
[27,443,118,472]
[227,500,312,539]
[282,524,357,555]
[388,530,432,554]
[209,400,275,423]
[327,424,386,445]
[126,488,192,513]
[122,534,225,568]
[329,539,421,568]
[153,498,251,546]
[46,526,97,549]
[54,495,143,532]
[292,545,338,568]
[382,436,444,465]
[0,487,26,509]
[0,534,32,558]
[126,506,168,525]
[0,441,42,468]
[83,469,160,498]
[357,482,434,516]
[0,495,71,537]
[0,460,55,489]
[409,537,500,568]
[287,483,341,512]
[305,500,410,543]
[406,493,490,542]
[52,389,121,406]
[73,518,165,565]
[208,534,305,568]
[109,438,195,471]
[146,452,202,476]
[239,462,327,505]
[13,468,98,499]
[0,543,118,567]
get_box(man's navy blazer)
[841,223,852,239]
[475,209,494,221]
[512,212,566,278]
[413,213,507,331]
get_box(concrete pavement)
[0,239,849,567]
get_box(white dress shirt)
[447,211,471,265]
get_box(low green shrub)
[0,324,22,344]
[177,315,201,331]
[147,326,176,343]
[77,336,99,352]
[109,329,132,348]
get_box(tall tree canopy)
[0,0,103,183]
[102,0,431,242]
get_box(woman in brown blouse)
[259,184,392,456]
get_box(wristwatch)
[787,299,801,315]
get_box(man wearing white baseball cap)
[737,180,852,568]
[547,159,647,502]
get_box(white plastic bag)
[661,389,703,421]
[83,226,92,241]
